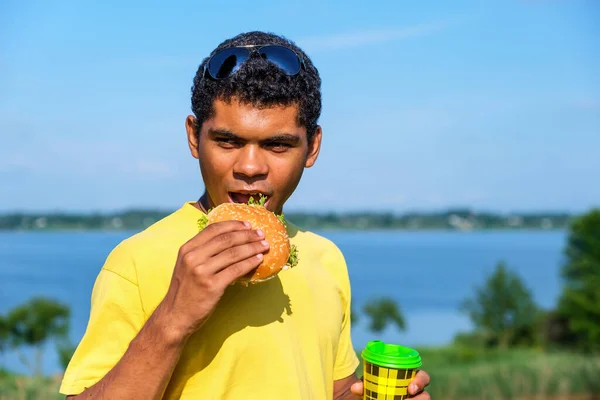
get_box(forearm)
[335,388,357,400]
[71,302,188,400]
[334,374,362,399]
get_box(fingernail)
[256,253,264,260]
[409,384,418,393]
[243,221,251,228]
[261,240,269,247]
[256,229,264,238]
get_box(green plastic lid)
[361,340,422,369]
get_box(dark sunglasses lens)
[258,46,301,75]
[208,48,249,79]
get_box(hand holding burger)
[197,194,298,285]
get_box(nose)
[233,145,269,180]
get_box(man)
[60,31,431,399]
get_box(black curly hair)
[190,31,322,143]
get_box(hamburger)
[197,194,298,285]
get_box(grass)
[0,369,63,400]
[1,348,599,399]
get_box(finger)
[215,252,265,285]
[408,370,431,395]
[201,228,266,257]
[181,221,253,259]
[409,392,430,400]
[193,220,252,243]
[350,380,363,395]
[208,240,270,274]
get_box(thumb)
[350,379,363,395]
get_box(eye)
[215,137,240,149]
[265,142,292,153]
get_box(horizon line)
[0,206,586,216]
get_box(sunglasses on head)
[203,44,305,80]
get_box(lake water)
[0,229,566,374]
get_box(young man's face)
[186,98,322,214]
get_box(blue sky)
[1,0,598,213]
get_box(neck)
[196,193,211,213]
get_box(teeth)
[229,192,268,204]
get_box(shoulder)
[288,221,346,262]
[288,221,350,287]
[102,205,198,282]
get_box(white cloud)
[63,18,467,70]
[296,18,465,53]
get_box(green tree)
[557,208,600,352]
[0,316,8,352]
[460,261,539,348]
[7,297,70,375]
[350,303,359,325]
[0,315,9,369]
[363,297,406,333]
[56,339,77,370]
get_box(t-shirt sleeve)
[325,246,360,381]
[59,242,146,395]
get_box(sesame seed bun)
[206,202,291,284]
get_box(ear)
[186,115,200,159]
[305,125,322,168]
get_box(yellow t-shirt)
[60,202,359,399]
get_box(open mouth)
[228,192,270,205]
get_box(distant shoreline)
[0,209,574,232]
[0,227,569,233]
